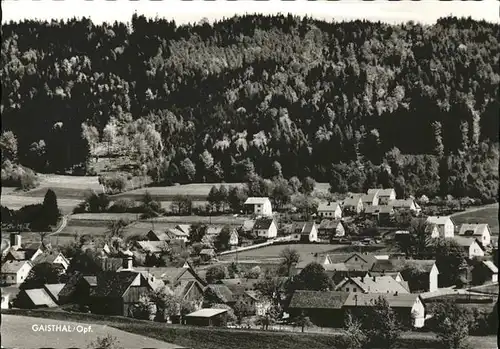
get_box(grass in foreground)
[3,309,497,349]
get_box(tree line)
[1,15,498,200]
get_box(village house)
[204,284,235,306]
[86,271,152,317]
[391,199,421,215]
[342,194,364,215]
[252,217,278,240]
[288,290,349,327]
[378,206,395,225]
[334,275,409,294]
[217,279,271,316]
[4,233,44,262]
[135,240,169,256]
[244,197,273,216]
[317,219,345,241]
[292,254,332,275]
[199,248,217,262]
[370,259,439,292]
[32,251,70,272]
[454,236,485,258]
[142,264,207,287]
[459,223,491,247]
[1,260,33,285]
[317,202,342,219]
[343,253,380,272]
[241,220,256,234]
[43,283,66,304]
[426,216,455,238]
[343,292,426,328]
[146,229,170,241]
[175,224,192,237]
[185,308,229,327]
[368,271,405,283]
[362,191,379,207]
[290,222,318,243]
[166,228,190,243]
[370,188,396,205]
[471,261,498,285]
[14,288,58,309]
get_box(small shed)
[185,308,228,327]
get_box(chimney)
[122,250,134,270]
[361,276,364,283]
[395,291,398,296]
[373,276,376,282]
[10,233,21,249]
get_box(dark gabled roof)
[1,260,32,273]
[147,230,170,241]
[89,271,141,298]
[205,284,234,303]
[33,251,68,265]
[289,291,350,310]
[370,259,436,273]
[58,273,83,299]
[343,194,363,207]
[344,292,419,308]
[344,253,379,267]
[318,219,343,230]
[253,218,274,230]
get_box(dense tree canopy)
[1,15,498,199]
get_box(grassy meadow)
[452,204,499,235]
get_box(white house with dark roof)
[362,191,379,207]
[335,275,410,294]
[252,218,277,239]
[317,202,342,219]
[459,224,491,247]
[391,199,421,215]
[370,188,396,205]
[343,194,364,214]
[32,251,70,271]
[244,197,273,216]
[1,260,33,285]
[290,222,318,242]
[454,236,485,258]
[426,216,455,238]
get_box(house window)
[353,288,357,292]
[354,257,358,261]
[346,288,349,292]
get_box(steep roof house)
[1,260,33,285]
[362,191,379,207]
[342,194,364,214]
[290,222,318,242]
[244,197,273,216]
[471,260,498,285]
[343,292,426,328]
[459,224,492,247]
[343,253,380,272]
[43,283,66,303]
[370,259,439,292]
[453,236,485,258]
[288,291,350,327]
[87,271,152,317]
[426,216,455,238]
[14,288,58,309]
[32,251,70,271]
[391,199,421,215]
[370,188,396,205]
[318,220,345,241]
[334,275,409,294]
[317,202,342,219]
[252,218,278,239]
[146,230,170,241]
[166,228,189,242]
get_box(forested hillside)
[1,15,499,200]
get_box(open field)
[70,213,141,221]
[2,309,498,349]
[0,195,81,215]
[452,204,499,235]
[111,183,246,201]
[1,314,182,349]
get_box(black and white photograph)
[0,0,499,348]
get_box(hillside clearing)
[452,204,499,235]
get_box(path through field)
[1,314,184,349]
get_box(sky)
[2,0,499,26]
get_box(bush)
[1,161,39,190]
[99,173,128,194]
[109,198,136,213]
